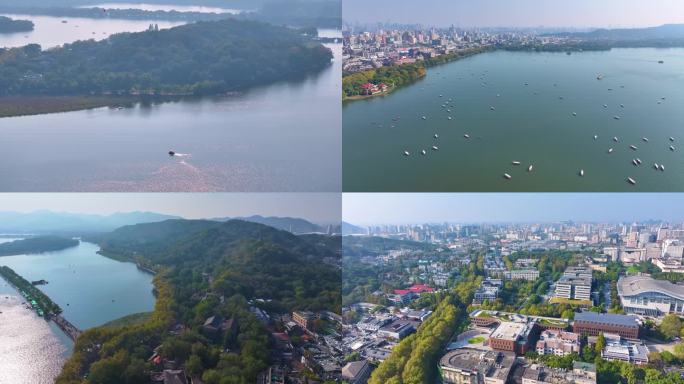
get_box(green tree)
[595,333,606,355]
[660,314,683,339]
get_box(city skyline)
[343,193,684,225]
[344,0,684,28]
[0,193,341,223]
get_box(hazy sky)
[343,193,684,225]
[344,0,684,28]
[0,193,341,223]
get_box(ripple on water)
[0,295,67,384]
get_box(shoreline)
[0,96,137,118]
[342,47,488,103]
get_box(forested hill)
[58,219,340,384]
[0,16,34,33]
[0,236,79,256]
[90,219,341,310]
[0,18,333,97]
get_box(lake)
[343,48,684,191]
[0,240,155,383]
[0,13,342,192]
[0,13,183,48]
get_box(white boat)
[670,137,675,142]
[660,164,665,171]
[432,146,439,151]
[464,134,470,139]
[636,158,642,164]
[603,104,608,108]
[580,169,585,177]
[490,106,495,111]
[434,134,439,139]
[528,165,533,172]
[613,116,620,120]
[632,159,638,166]
[439,95,443,97]
[627,177,636,185]
[512,161,521,165]
[597,74,604,80]
[572,112,577,116]
[503,173,512,179]
[447,109,451,112]
[670,146,676,151]
[404,151,410,156]
[608,148,614,153]
[642,137,649,142]
[422,116,427,120]
[421,150,427,155]
[630,145,637,150]
[448,117,452,120]
[654,163,659,169]
[613,137,619,142]
[593,135,598,140]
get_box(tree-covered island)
[0,18,332,116]
[0,16,34,33]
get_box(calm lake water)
[0,15,341,192]
[0,14,183,48]
[343,48,684,191]
[0,240,155,383]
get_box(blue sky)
[343,193,684,225]
[344,0,684,28]
[0,193,341,223]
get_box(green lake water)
[343,48,684,191]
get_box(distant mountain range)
[0,210,338,236]
[552,23,684,41]
[0,211,178,234]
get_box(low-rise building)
[292,311,317,331]
[572,312,639,339]
[504,269,539,281]
[489,321,538,355]
[341,360,372,384]
[377,319,417,340]
[596,333,649,365]
[522,362,596,384]
[535,330,580,356]
[439,348,515,384]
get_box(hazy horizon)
[0,193,341,223]
[344,0,684,29]
[343,193,684,226]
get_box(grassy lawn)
[468,336,486,344]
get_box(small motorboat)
[512,161,521,165]
[627,177,636,185]
[579,169,585,177]
[421,150,427,155]
[432,146,439,151]
[630,145,638,150]
[503,173,512,179]
[403,151,410,156]
[464,134,470,139]
[608,148,614,153]
[528,165,533,172]
[670,146,676,151]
